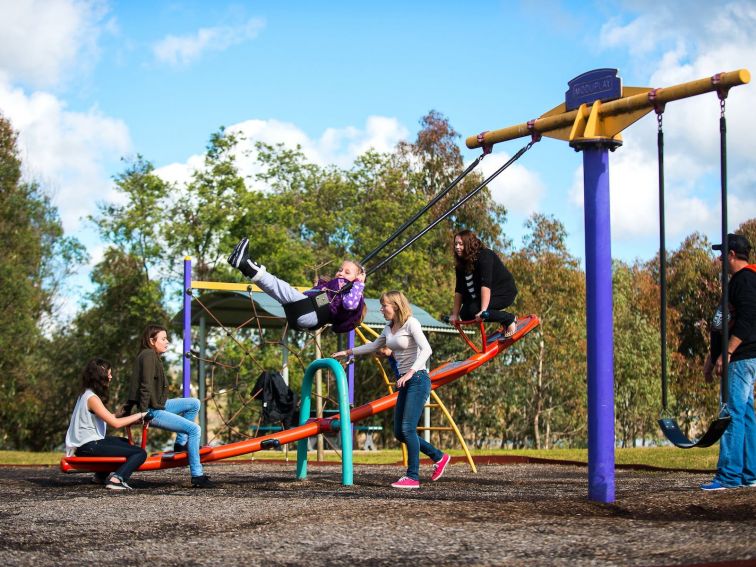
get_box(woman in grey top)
[333,291,451,488]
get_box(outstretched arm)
[333,328,386,358]
[87,395,146,429]
[449,292,463,323]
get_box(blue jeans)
[715,357,756,487]
[150,397,203,477]
[394,370,443,481]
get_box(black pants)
[460,293,516,327]
[76,436,147,482]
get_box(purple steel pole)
[182,256,191,397]
[582,145,616,503]
[347,330,355,404]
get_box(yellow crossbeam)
[466,69,750,148]
[190,280,310,292]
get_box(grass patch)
[0,451,63,466]
[2,446,717,470]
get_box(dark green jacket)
[126,348,168,411]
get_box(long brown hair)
[454,229,484,273]
[81,357,111,403]
[140,324,167,351]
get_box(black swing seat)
[658,415,731,449]
[282,291,331,331]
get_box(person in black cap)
[700,233,756,491]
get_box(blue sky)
[1,1,754,316]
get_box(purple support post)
[582,145,616,503]
[347,330,355,404]
[182,256,191,397]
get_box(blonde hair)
[380,290,412,327]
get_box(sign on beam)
[565,68,622,111]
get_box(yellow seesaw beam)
[466,68,750,148]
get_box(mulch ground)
[1,458,755,566]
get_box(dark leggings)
[460,294,516,326]
[76,436,147,482]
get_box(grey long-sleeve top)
[351,316,432,375]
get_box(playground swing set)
[61,67,749,504]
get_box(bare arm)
[333,332,386,358]
[87,395,146,429]
[450,292,463,323]
[715,336,743,375]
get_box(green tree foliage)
[613,261,660,446]
[661,233,721,437]
[502,214,587,448]
[735,219,756,259]
[0,113,85,449]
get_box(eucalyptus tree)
[0,113,85,449]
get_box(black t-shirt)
[728,265,756,362]
[455,248,517,304]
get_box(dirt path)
[1,460,754,566]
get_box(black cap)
[712,233,752,257]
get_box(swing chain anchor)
[712,72,731,100]
[712,73,730,117]
[477,131,493,155]
[648,88,666,118]
[527,119,542,143]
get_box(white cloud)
[152,18,265,66]
[155,116,410,185]
[589,0,756,246]
[480,152,546,217]
[0,78,132,232]
[0,0,108,88]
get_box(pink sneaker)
[431,453,451,481]
[391,476,420,489]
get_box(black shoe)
[173,442,188,453]
[227,237,266,279]
[105,473,133,491]
[227,237,249,268]
[191,474,214,489]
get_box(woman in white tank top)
[65,358,148,490]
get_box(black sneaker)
[227,237,266,279]
[191,474,214,489]
[105,474,133,490]
[173,442,188,453]
[227,237,249,268]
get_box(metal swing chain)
[655,106,670,413]
[718,91,730,409]
[360,150,489,266]
[365,138,539,277]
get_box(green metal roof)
[175,290,456,334]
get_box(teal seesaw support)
[296,358,353,485]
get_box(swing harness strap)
[282,292,332,331]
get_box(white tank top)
[64,389,106,456]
